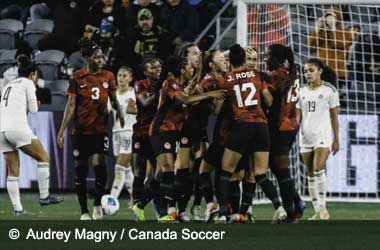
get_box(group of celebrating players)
[0,36,340,223]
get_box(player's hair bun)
[79,37,99,58]
[17,54,31,68]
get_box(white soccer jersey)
[111,88,137,132]
[0,77,37,132]
[296,82,340,148]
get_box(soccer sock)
[159,171,175,217]
[6,176,23,212]
[192,159,202,207]
[230,180,241,214]
[174,168,190,213]
[93,164,107,206]
[75,166,89,214]
[133,175,145,204]
[37,162,50,199]
[141,177,160,207]
[315,170,327,209]
[111,164,127,198]
[124,166,134,197]
[255,174,281,210]
[241,180,255,215]
[293,191,302,205]
[218,170,232,216]
[199,172,214,204]
[307,175,319,213]
[274,169,296,215]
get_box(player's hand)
[116,110,125,128]
[207,90,226,101]
[332,140,339,155]
[57,130,64,148]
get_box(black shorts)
[132,134,155,160]
[204,143,250,172]
[150,131,180,157]
[71,134,109,160]
[179,127,208,148]
[226,123,270,155]
[270,129,298,155]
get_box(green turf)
[1,193,379,220]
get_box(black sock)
[93,164,107,206]
[75,166,89,214]
[230,180,241,214]
[255,174,281,209]
[141,177,160,207]
[133,176,145,204]
[199,172,214,203]
[192,159,202,206]
[294,191,302,204]
[274,169,296,215]
[241,180,255,215]
[218,170,232,215]
[175,168,190,213]
[159,172,175,217]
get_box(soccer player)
[0,57,63,215]
[57,38,124,220]
[149,55,225,221]
[109,67,136,202]
[296,58,340,220]
[216,44,286,223]
[264,44,305,221]
[131,58,163,221]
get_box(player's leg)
[4,151,25,214]
[157,152,176,220]
[313,147,330,220]
[301,149,319,218]
[229,170,243,223]
[19,138,63,205]
[92,153,108,220]
[242,168,256,222]
[131,135,148,206]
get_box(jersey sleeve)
[328,88,340,108]
[134,81,147,98]
[166,81,184,99]
[67,76,77,96]
[26,80,38,113]
[295,89,301,109]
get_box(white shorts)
[0,130,37,153]
[300,141,331,153]
[113,130,133,156]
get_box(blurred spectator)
[30,3,51,21]
[160,0,200,46]
[0,0,29,23]
[126,8,171,66]
[309,7,352,89]
[92,17,129,74]
[85,0,127,36]
[38,0,91,54]
[125,0,162,32]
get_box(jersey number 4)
[1,87,11,107]
[233,82,257,108]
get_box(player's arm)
[26,81,38,113]
[137,92,157,107]
[57,96,76,148]
[296,108,302,124]
[109,91,125,128]
[262,88,273,107]
[127,98,138,114]
[330,107,339,155]
[174,90,225,106]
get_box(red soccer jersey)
[268,67,299,131]
[149,76,186,135]
[221,67,267,124]
[67,68,116,135]
[133,79,160,136]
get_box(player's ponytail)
[196,50,217,83]
[229,44,245,68]
[18,55,37,77]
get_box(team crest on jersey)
[204,74,211,80]
[134,142,141,149]
[164,142,171,149]
[318,94,323,99]
[181,137,189,145]
[73,149,80,157]
[103,82,109,89]
[172,83,179,90]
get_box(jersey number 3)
[233,82,257,108]
[91,87,100,100]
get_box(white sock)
[111,164,127,198]
[307,175,319,213]
[315,169,327,209]
[7,176,23,212]
[124,166,134,195]
[37,162,50,199]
